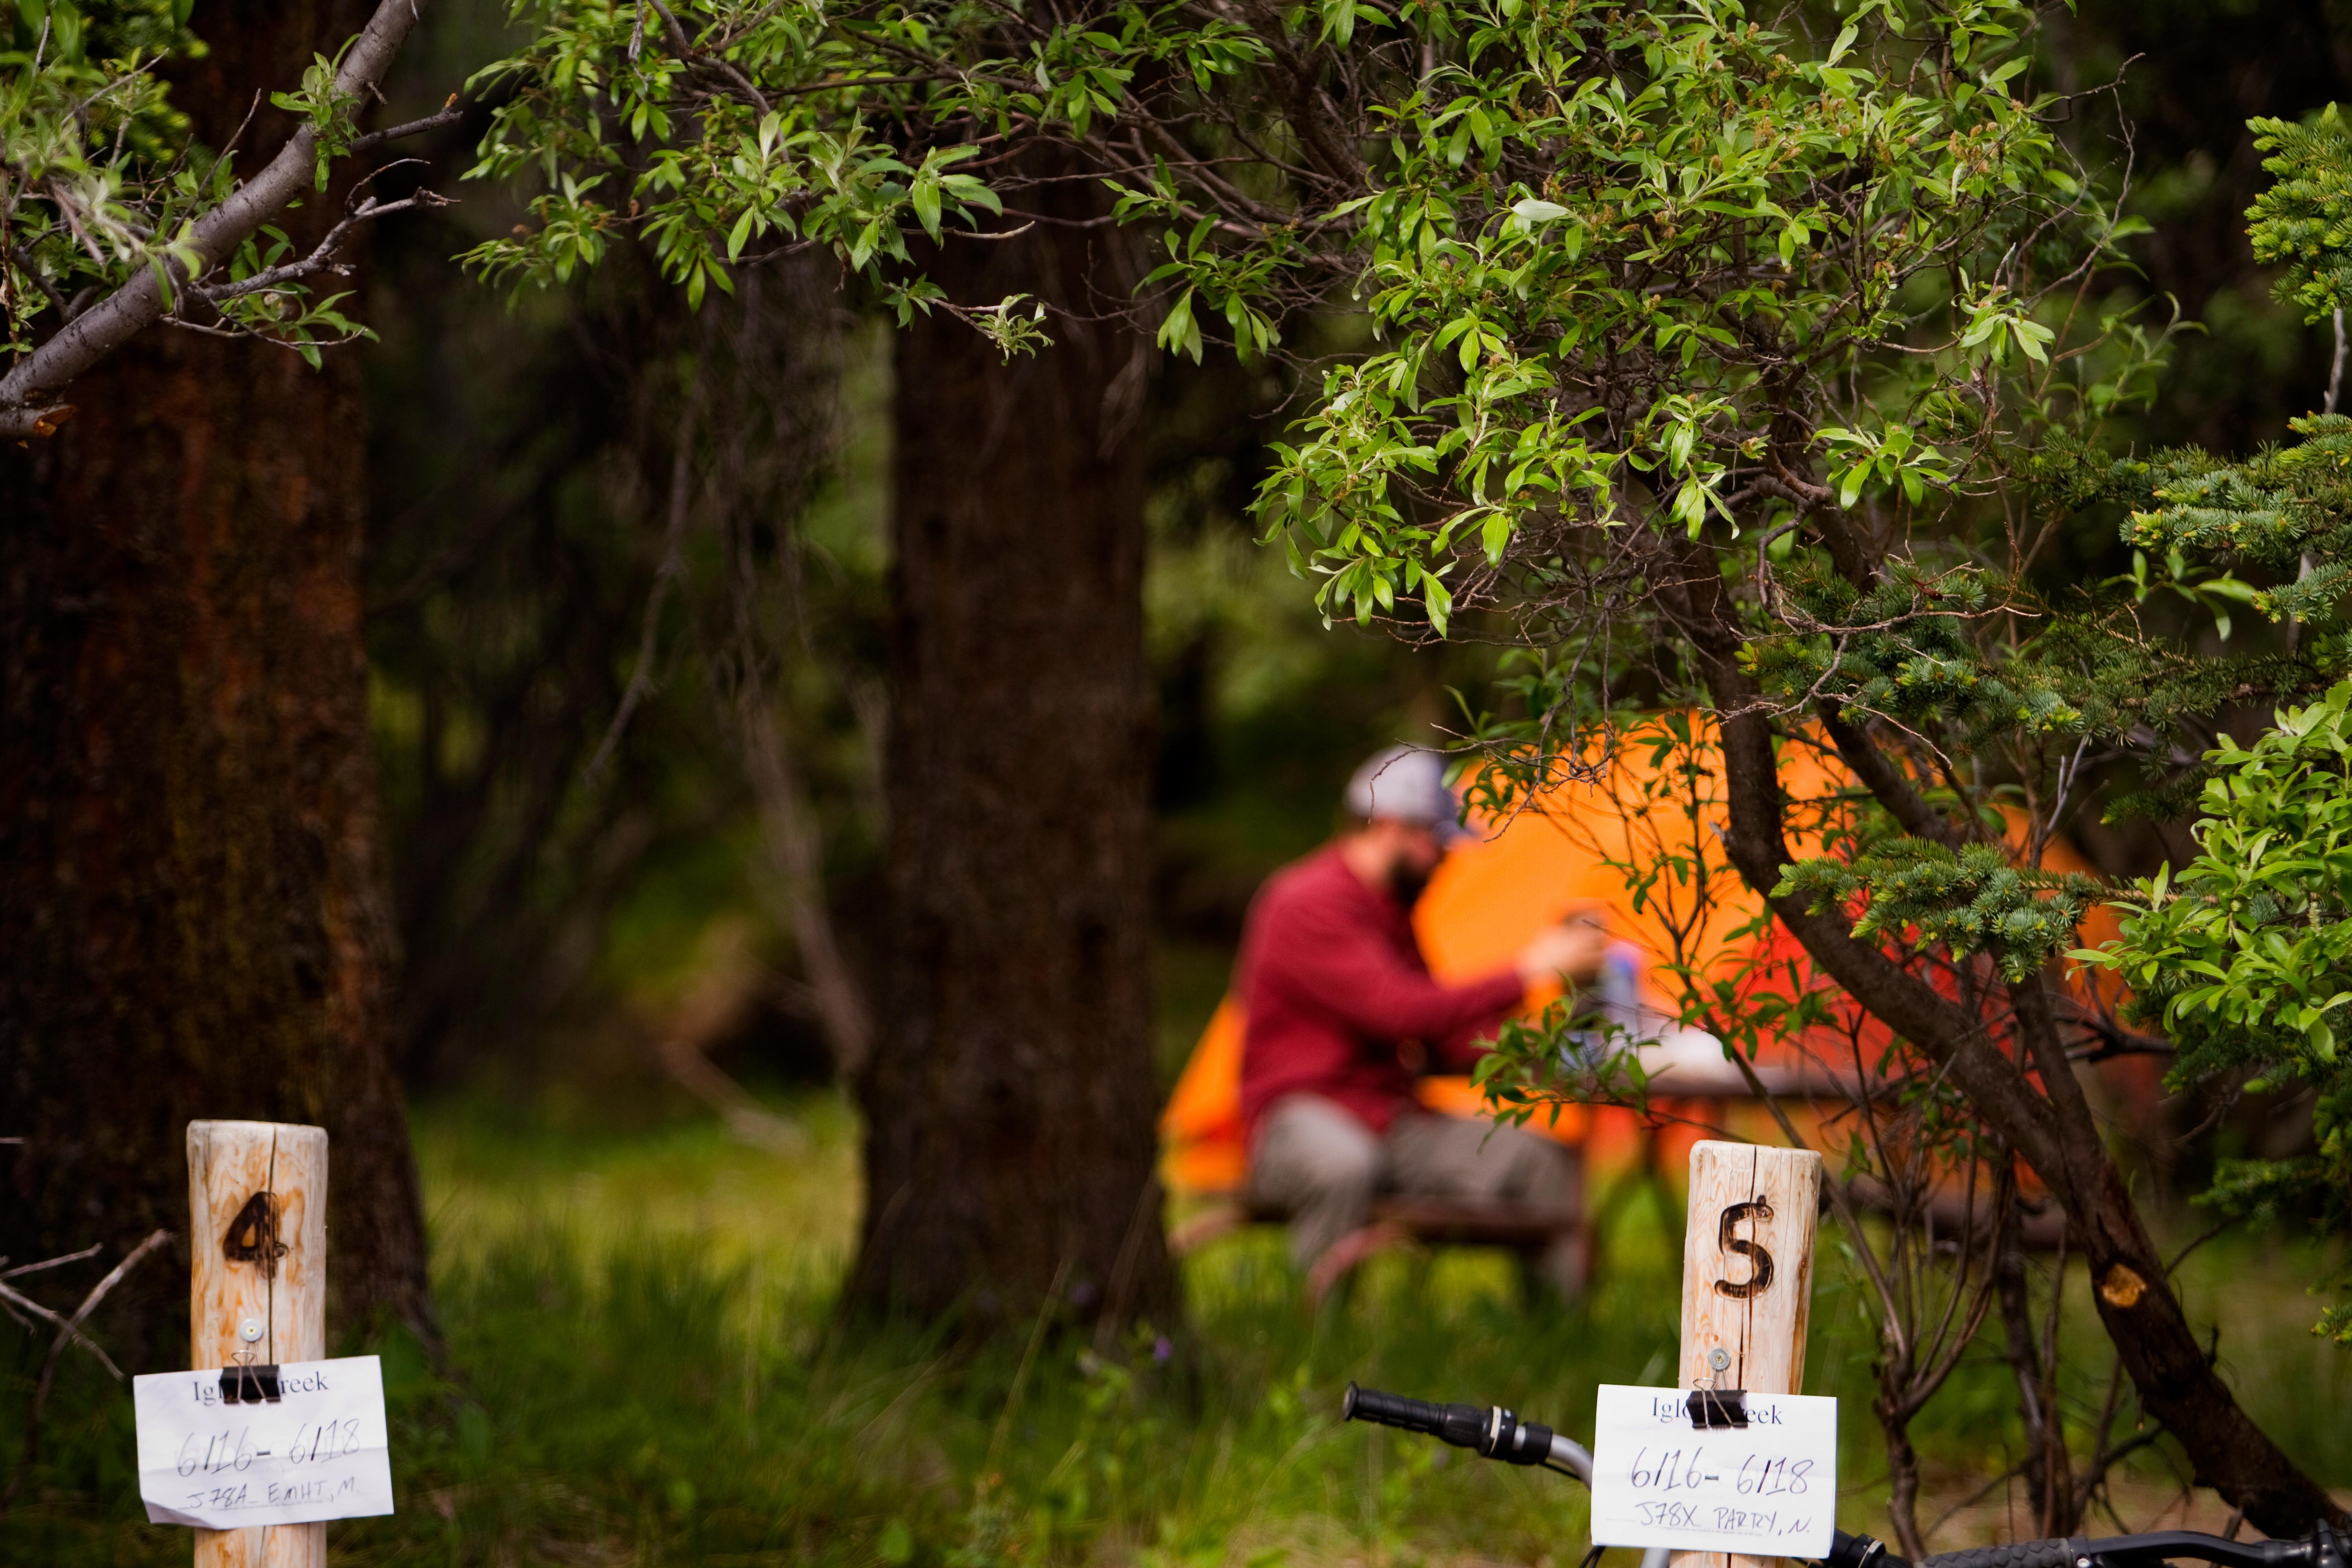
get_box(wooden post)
[1673,1140,1822,1568]
[189,1121,328,1568]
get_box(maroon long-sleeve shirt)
[1236,844,1526,1139]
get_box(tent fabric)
[1159,723,2132,1197]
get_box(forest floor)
[10,1093,2352,1565]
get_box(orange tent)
[1160,720,2129,1196]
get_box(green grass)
[6,1098,2350,1564]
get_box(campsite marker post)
[188,1120,328,1568]
[1671,1140,1823,1568]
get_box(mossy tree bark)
[1653,522,2347,1538]
[0,0,432,1367]
[848,177,1178,1333]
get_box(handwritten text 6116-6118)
[133,1355,395,1529]
[1587,1384,1837,1558]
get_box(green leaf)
[1838,464,1867,510]
[1158,289,1203,363]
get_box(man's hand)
[1516,915,1610,987]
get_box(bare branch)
[0,1276,125,1379]
[0,1229,172,1519]
[191,185,452,308]
[350,97,465,152]
[0,1243,102,1281]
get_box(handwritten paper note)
[1588,1384,1836,1558]
[134,1356,395,1529]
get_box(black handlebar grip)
[1341,1384,1489,1450]
[1342,1383,1441,1433]
[1822,1529,1905,1568]
[1921,1539,2082,1568]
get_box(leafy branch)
[0,0,452,438]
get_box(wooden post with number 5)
[1671,1139,1823,1568]
[188,1120,329,1568]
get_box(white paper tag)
[134,1356,396,1529]
[1588,1384,1835,1558]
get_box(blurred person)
[1235,744,1607,1297]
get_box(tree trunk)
[847,178,1178,1333]
[0,0,432,1368]
[1630,516,2347,1534]
[1689,639,2345,1532]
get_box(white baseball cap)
[1344,745,1471,843]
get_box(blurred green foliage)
[364,0,1507,1099]
[343,0,2352,1115]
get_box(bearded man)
[1235,745,1604,1295]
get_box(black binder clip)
[1687,1387,1748,1429]
[221,1362,282,1404]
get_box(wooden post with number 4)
[188,1120,328,1568]
[1671,1139,1823,1568]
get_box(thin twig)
[1,1229,172,1518]
[2329,306,2346,416]
[192,181,451,307]
[0,1243,102,1280]
[6,242,72,319]
[2164,1216,2236,1277]
[581,377,701,787]
[1924,1456,2034,1539]
[349,99,465,152]
[0,1278,127,1378]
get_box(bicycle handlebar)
[1342,1382,2347,1568]
[1342,1382,1593,1479]
[1917,1539,2079,1568]
[1341,1384,1490,1449]
[1901,1530,2343,1568]
[1804,1518,2344,1568]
